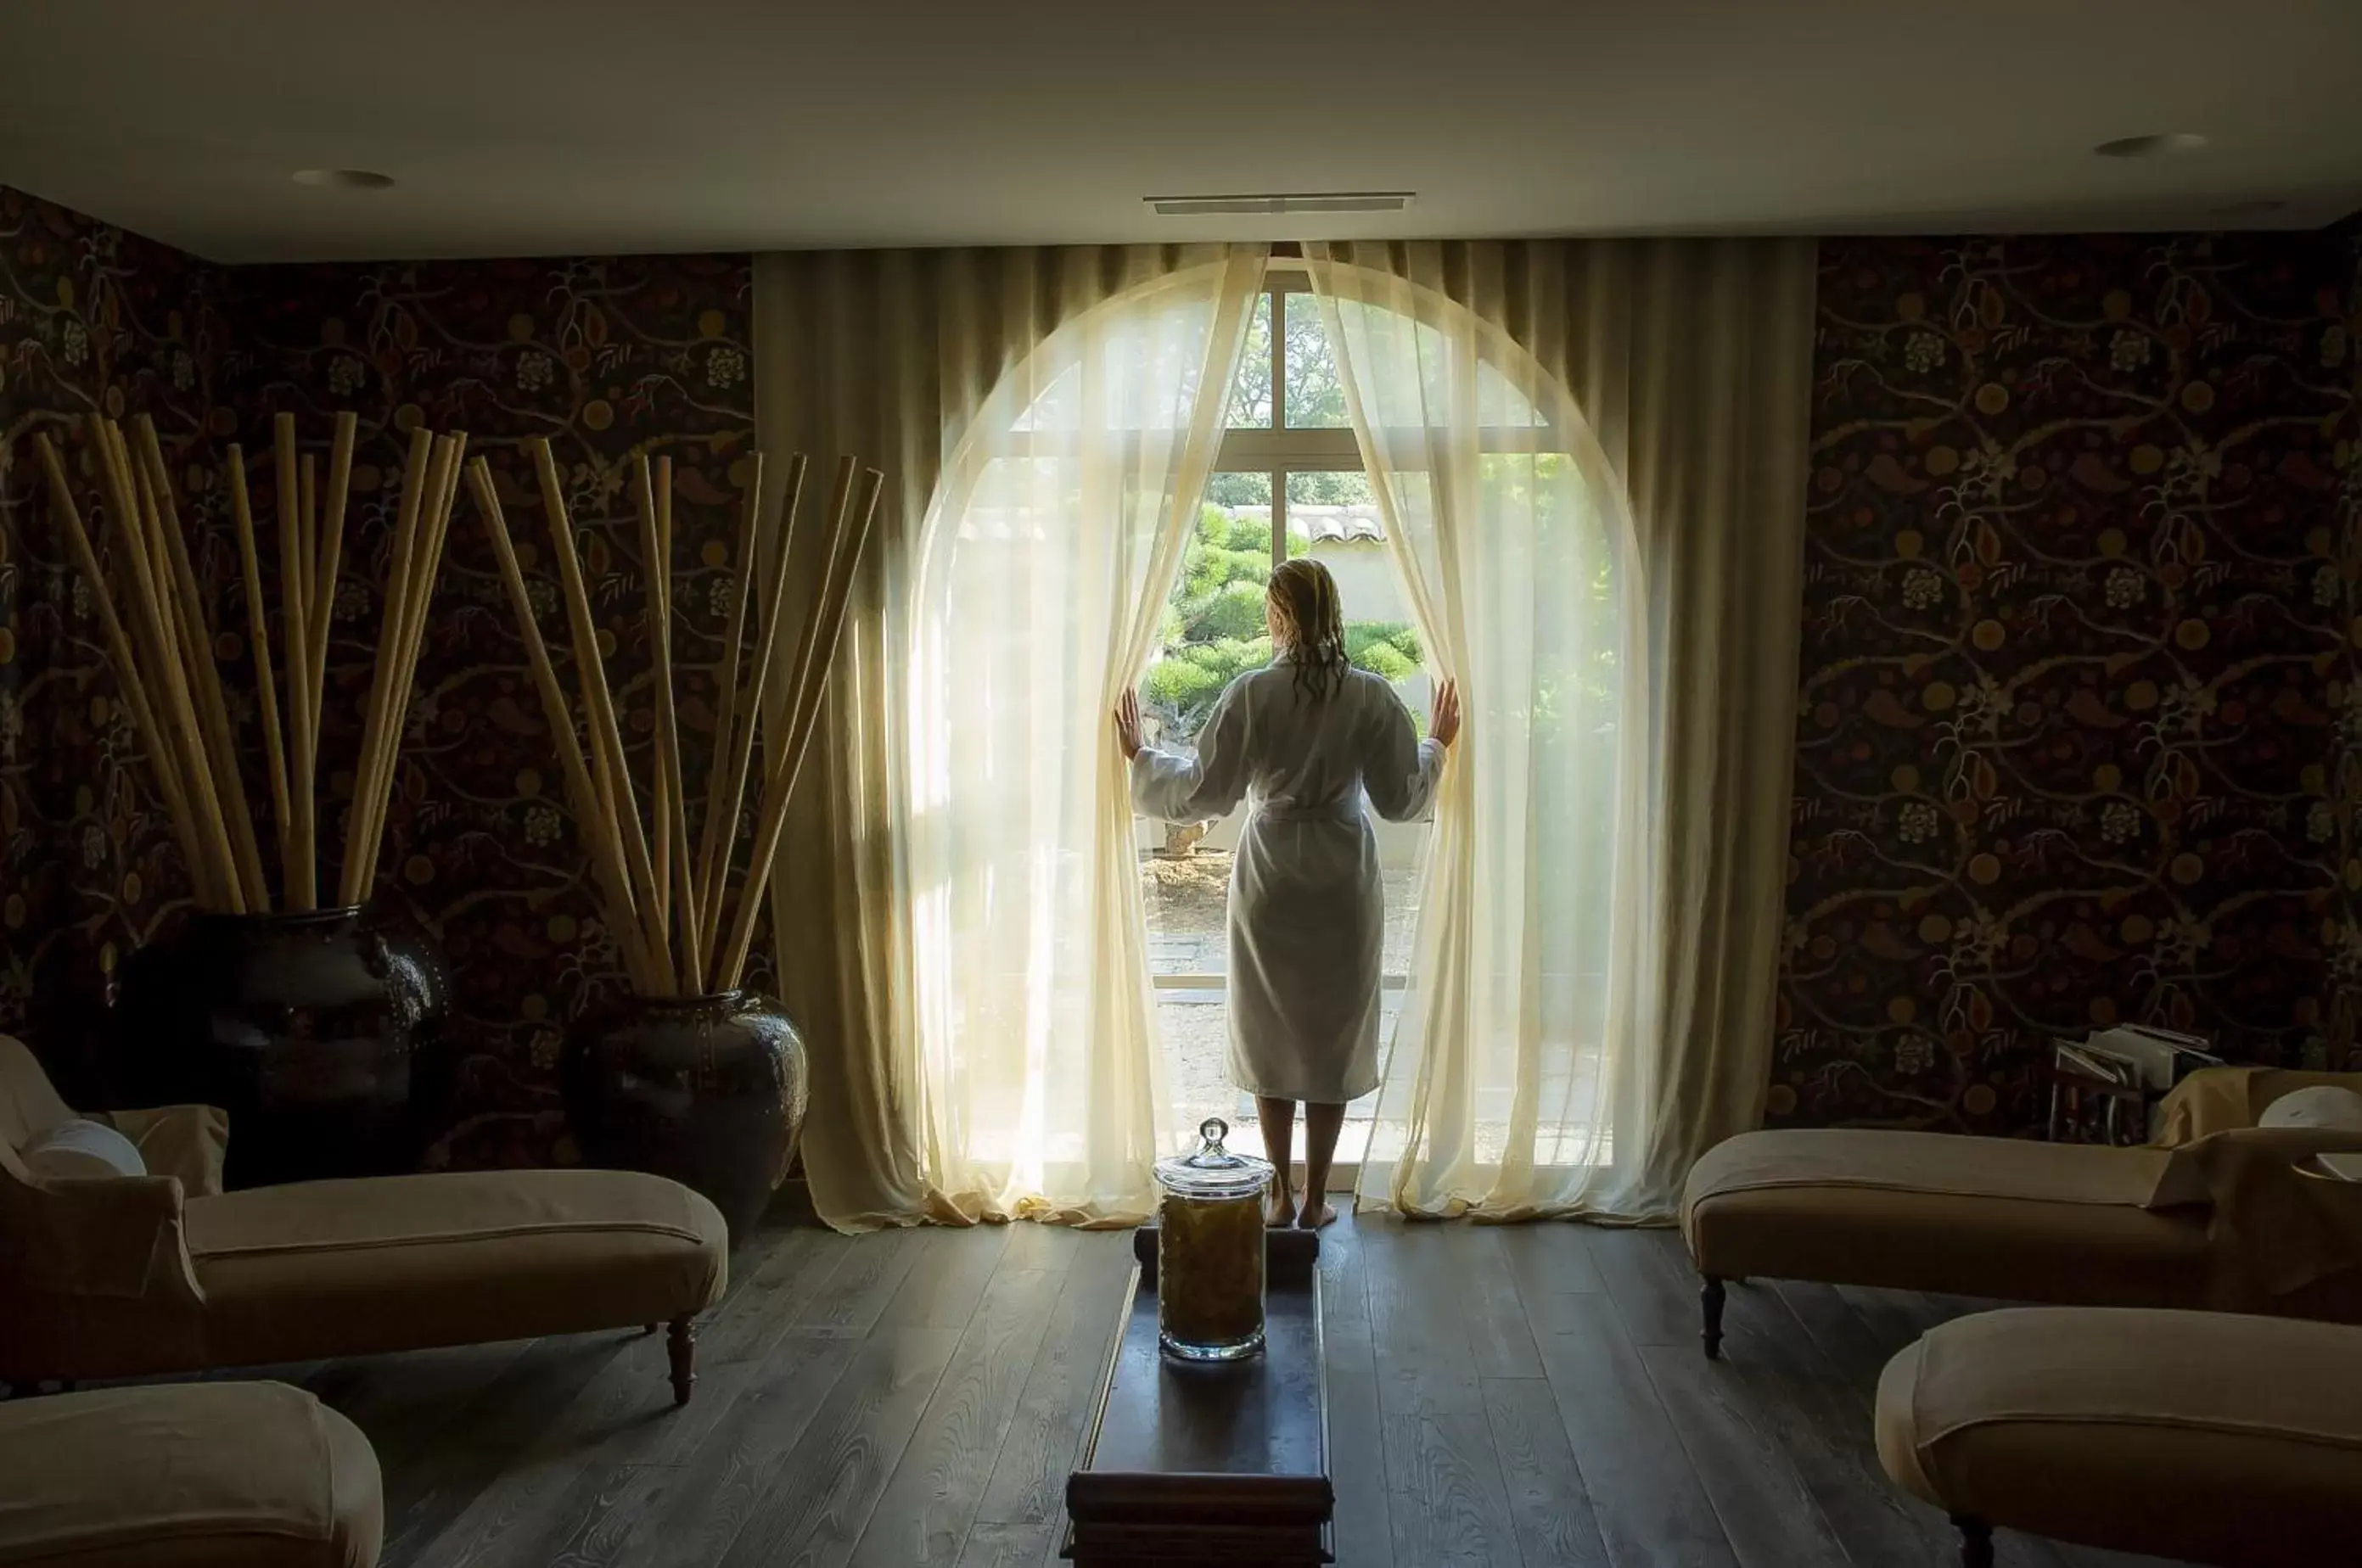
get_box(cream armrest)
[100,1104,230,1197]
[3,1169,205,1304]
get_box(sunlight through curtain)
[904,249,1265,1223]
[1310,238,1815,1220]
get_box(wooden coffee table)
[1063,1226,1331,1565]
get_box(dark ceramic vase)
[111,904,450,1189]
[561,990,809,1240]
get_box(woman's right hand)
[1114,690,1144,760]
[1431,679,1462,748]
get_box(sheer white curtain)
[1310,239,1815,1221]
[903,249,1264,1224]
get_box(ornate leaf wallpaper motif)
[1776,235,2361,1135]
[0,183,760,1166]
[0,188,219,1105]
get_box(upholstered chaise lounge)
[1877,1307,2362,1567]
[0,1034,727,1402]
[0,1380,382,1567]
[1680,1123,2362,1358]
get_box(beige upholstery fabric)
[1681,1129,2211,1306]
[1877,1308,2362,1567]
[0,1033,727,1386]
[2158,1067,2362,1145]
[1682,1127,2362,1320]
[0,1380,380,1567]
[190,1170,727,1365]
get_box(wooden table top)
[1064,1226,1332,1565]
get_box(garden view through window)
[1136,278,1431,1169]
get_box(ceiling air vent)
[1147,192,1414,216]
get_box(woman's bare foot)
[1265,1190,1296,1228]
[1295,1200,1336,1229]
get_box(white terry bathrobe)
[1131,659,1445,1104]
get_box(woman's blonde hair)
[1267,557,1350,701]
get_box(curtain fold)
[753,245,1265,1229]
[1310,238,1816,1222]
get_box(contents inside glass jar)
[1159,1190,1265,1350]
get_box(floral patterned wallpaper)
[1775,234,2360,1134]
[0,188,221,1106]
[0,182,759,1166]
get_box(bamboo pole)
[639,456,699,987]
[308,412,356,706]
[716,464,882,988]
[530,440,674,994]
[467,459,657,991]
[272,416,317,907]
[353,432,463,899]
[690,454,781,974]
[33,434,205,895]
[637,459,672,955]
[697,456,829,972]
[224,446,294,891]
[92,419,236,908]
[132,417,272,911]
[339,428,435,905]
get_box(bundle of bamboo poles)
[35,412,468,912]
[466,440,881,996]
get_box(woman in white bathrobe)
[1119,557,1458,1227]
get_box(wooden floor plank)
[850,1262,1064,1567]
[714,1325,963,1567]
[701,1223,862,1363]
[1497,1220,1607,1298]
[1482,1375,1610,1567]
[1639,1341,1850,1567]
[1584,1224,1702,1350]
[1324,1314,1397,1568]
[1379,1410,1528,1568]
[877,1223,1013,1330]
[1465,1227,1546,1378]
[956,1233,1133,1567]
[1533,1290,1737,1568]
[1365,1217,1486,1416]
[573,1330,859,1568]
[793,1223,926,1336]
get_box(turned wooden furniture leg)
[667,1317,697,1406]
[1700,1275,1726,1359]
[1953,1515,1993,1568]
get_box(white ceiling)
[2,0,2358,265]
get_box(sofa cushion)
[1877,1307,2362,1567]
[1681,1129,2210,1306]
[186,1168,728,1364]
[0,1380,380,1567]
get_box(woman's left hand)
[1114,690,1144,760]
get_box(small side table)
[2044,1052,2151,1146]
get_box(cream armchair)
[0,1034,727,1403]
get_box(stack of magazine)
[2054,1025,2224,1141]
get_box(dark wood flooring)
[269,1207,2178,1568]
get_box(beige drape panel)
[752,246,1263,1230]
[1311,239,1816,1221]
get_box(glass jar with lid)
[1153,1117,1272,1362]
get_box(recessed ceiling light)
[2093,133,2209,159]
[292,168,396,191]
[1147,191,1413,216]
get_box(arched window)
[901,249,1638,1216]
